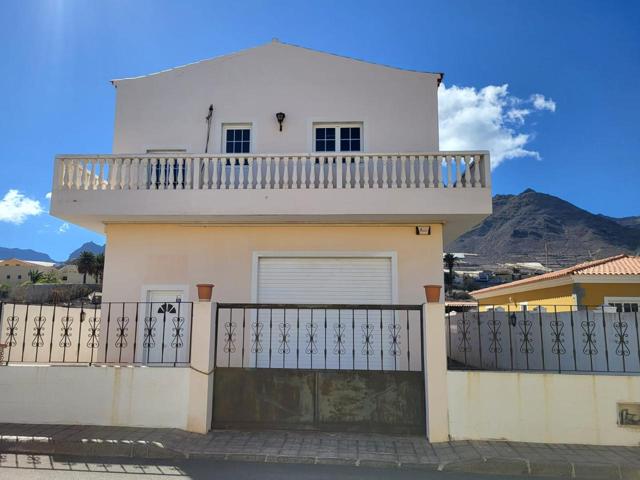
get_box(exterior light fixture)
[275,112,286,131]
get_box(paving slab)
[0,422,639,478]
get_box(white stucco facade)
[112,40,441,155]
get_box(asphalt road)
[0,454,565,480]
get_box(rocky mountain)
[447,189,640,268]
[67,242,105,261]
[0,247,55,262]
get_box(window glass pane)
[351,127,360,139]
[226,130,234,141]
[242,129,250,141]
[317,128,326,140]
[241,141,250,153]
[326,128,335,140]
[351,139,360,151]
[315,140,325,152]
[226,141,234,153]
[326,140,335,151]
[341,139,350,151]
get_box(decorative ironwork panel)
[5,316,19,347]
[581,320,598,355]
[361,323,375,356]
[333,323,346,355]
[277,321,290,354]
[518,320,534,354]
[58,317,73,348]
[487,319,502,354]
[223,320,236,353]
[86,316,100,349]
[457,318,472,353]
[31,316,46,348]
[171,316,185,349]
[549,320,566,355]
[388,323,401,357]
[251,320,263,354]
[143,316,157,348]
[613,319,630,357]
[305,322,318,355]
[115,317,129,348]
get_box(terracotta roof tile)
[472,254,639,296]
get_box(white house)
[50,40,492,309]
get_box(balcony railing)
[54,152,490,192]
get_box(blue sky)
[0,0,638,260]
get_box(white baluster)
[327,157,334,188]
[399,155,406,189]
[417,156,425,188]
[381,156,388,189]
[265,157,272,189]
[238,157,246,190]
[247,157,254,189]
[291,156,298,189]
[455,155,462,188]
[256,157,263,190]
[185,158,192,190]
[272,157,280,190]
[445,156,452,188]
[354,156,361,189]
[473,155,481,187]
[344,157,352,189]
[211,158,219,189]
[309,156,316,189]
[408,156,415,188]
[437,156,444,188]
[317,157,325,189]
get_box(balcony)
[50,151,492,242]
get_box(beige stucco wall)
[113,41,440,155]
[102,224,444,304]
[0,366,190,429]
[448,371,640,446]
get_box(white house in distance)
[50,40,492,308]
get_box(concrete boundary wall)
[448,371,640,446]
[0,365,191,429]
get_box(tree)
[40,270,59,284]
[28,269,44,284]
[443,253,458,294]
[94,253,105,284]
[76,251,96,284]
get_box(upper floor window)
[314,123,362,152]
[223,124,251,154]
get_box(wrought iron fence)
[0,302,193,366]
[447,305,640,374]
[215,303,424,372]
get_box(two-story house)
[50,40,491,314]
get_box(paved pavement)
[1,424,639,479]
[0,454,571,480]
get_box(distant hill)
[0,247,55,262]
[67,242,105,261]
[447,189,640,268]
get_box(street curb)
[1,438,639,479]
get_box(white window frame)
[250,251,398,304]
[222,123,253,154]
[604,296,640,312]
[313,122,363,153]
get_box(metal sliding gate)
[212,303,426,434]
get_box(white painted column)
[424,299,450,442]
[186,300,216,434]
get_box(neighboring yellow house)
[0,258,86,286]
[471,254,640,312]
[0,259,57,286]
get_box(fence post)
[186,300,216,434]
[424,301,449,442]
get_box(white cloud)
[0,190,44,224]
[531,94,556,112]
[45,192,52,200]
[58,222,70,234]
[438,84,556,168]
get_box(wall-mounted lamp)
[275,112,286,131]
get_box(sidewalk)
[1,423,639,478]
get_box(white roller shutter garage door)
[253,256,395,369]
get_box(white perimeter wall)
[0,366,190,429]
[448,371,640,446]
